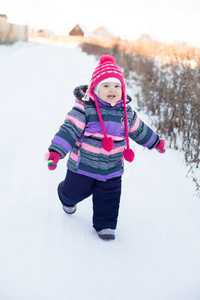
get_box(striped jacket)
[49,85,160,181]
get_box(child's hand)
[44,151,62,170]
[155,139,166,153]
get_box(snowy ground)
[0,41,200,300]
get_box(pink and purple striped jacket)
[49,85,160,181]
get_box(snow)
[0,41,200,300]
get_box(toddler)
[45,55,166,240]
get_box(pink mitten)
[155,139,166,154]
[47,151,62,170]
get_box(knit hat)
[88,55,135,162]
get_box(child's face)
[98,82,122,104]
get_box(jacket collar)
[96,96,122,108]
[73,85,132,105]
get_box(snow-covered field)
[0,41,200,300]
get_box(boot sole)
[62,206,77,214]
[98,233,115,240]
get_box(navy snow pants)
[57,170,122,231]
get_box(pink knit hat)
[89,55,134,162]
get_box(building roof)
[69,23,91,37]
[92,26,115,40]
[0,14,8,20]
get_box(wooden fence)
[0,20,28,43]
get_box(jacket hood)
[73,85,132,104]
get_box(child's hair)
[87,55,134,162]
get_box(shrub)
[80,42,200,194]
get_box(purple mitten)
[48,151,62,170]
[155,139,166,154]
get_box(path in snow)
[0,42,200,300]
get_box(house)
[69,24,91,37]
[37,29,53,37]
[137,34,152,42]
[0,14,8,21]
[92,26,115,40]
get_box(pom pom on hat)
[99,55,116,64]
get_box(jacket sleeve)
[129,110,160,149]
[48,101,86,157]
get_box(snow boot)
[62,205,77,214]
[98,228,115,240]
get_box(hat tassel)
[92,90,135,160]
[122,97,135,162]
[93,94,114,152]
